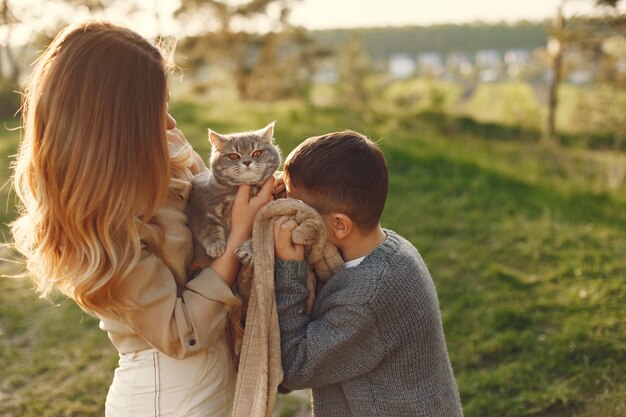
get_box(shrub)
[0,78,21,119]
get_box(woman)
[11,20,273,416]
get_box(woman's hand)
[273,215,305,261]
[209,177,274,286]
[228,176,275,246]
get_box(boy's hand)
[272,171,287,199]
[274,215,305,260]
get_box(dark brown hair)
[284,130,388,231]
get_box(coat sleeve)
[274,259,389,390]
[166,128,207,175]
[115,250,240,359]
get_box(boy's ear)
[327,213,353,241]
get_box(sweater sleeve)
[114,250,240,359]
[275,259,388,390]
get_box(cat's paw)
[235,240,254,266]
[203,239,226,258]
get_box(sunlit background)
[1,0,625,137]
[3,0,626,40]
[1,1,625,417]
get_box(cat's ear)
[208,129,227,147]
[259,121,276,142]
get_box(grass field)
[1,99,625,417]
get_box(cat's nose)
[243,160,252,166]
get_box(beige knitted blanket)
[230,198,344,417]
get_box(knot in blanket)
[262,200,339,284]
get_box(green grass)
[1,99,625,416]
[0,274,117,416]
[379,131,626,416]
[0,117,20,241]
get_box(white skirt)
[105,340,235,417]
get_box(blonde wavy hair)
[12,20,180,316]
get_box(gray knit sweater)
[274,230,463,417]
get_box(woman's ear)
[327,213,353,241]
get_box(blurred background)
[1,1,625,416]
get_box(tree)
[545,0,623,137]
[0,0,154,83]
[0,0,21,82]
[336,34,372,110]
[174,0,322,101]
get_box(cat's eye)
[251,150,264,158]
[227,153,240,161]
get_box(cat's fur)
[186,122,281,355]
[186,121,281,266]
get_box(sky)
[155,0,623,33]
[292,0,624,30]
[290,0,603,29]
[2,0,625,45]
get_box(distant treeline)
[310,21,550,59]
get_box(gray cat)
[186,122,281,357]
[186,121,281,267]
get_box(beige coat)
[97,129,240,359]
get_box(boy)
[272,130,464,417]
